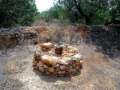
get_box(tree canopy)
[0,0,119,26]
[40,0,120,25]
[0,0,37,27]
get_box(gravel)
[0,44,120,90]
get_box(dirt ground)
[0,44,120,90]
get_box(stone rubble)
[33,42,83,76]
[0,27,38,49]
[0,28,23,49]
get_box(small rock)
[41,55,58,66]
[48,67,54,73]
[71,54,83,60]
[43,64,48,69]
[39,42,54,52]
[38,66,44,72]
[60,65,66,70]
[37,61,43,67]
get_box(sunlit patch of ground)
[0,44,120,90]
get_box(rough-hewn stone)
[33,43,83,76]
[0,28,22,49]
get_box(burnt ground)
[0,44,120,90]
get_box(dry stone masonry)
[0,28,22,49]
[33,42,83,76]
[0,27,38,50]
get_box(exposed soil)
[0,44,120,90]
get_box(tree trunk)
[73,0,91,25]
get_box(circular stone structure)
[33,42,83,76]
